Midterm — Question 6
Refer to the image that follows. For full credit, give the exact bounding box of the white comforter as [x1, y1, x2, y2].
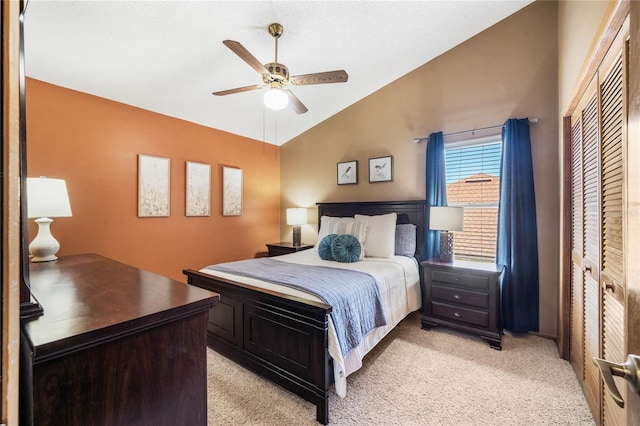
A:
[200, 249, 421, 397]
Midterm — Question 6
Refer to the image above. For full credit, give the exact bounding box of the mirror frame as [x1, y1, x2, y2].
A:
[18, 1, 43, 320]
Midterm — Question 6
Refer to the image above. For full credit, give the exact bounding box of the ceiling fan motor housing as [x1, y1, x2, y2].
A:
[263, 62, 289, 83]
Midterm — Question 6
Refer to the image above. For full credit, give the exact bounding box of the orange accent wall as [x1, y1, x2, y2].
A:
[26, 78, 280, 282]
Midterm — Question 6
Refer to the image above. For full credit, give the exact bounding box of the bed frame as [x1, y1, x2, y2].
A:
[183, 200, 426, 424]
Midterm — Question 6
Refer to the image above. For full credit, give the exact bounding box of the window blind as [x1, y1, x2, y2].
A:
[445, 137, 502, 260]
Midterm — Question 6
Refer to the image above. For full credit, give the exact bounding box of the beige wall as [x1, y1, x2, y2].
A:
[558, 0, 613, 114]
[280, 1, 559, 337]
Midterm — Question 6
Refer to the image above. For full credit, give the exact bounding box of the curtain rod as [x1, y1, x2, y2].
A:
[413, 117, 539, 144]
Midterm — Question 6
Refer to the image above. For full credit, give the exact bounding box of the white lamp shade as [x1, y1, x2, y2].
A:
[263, 87, 289, 111]
[429, 206, 464, 231]
[27, 177, 72, 218]
[286, 208, 307, 226]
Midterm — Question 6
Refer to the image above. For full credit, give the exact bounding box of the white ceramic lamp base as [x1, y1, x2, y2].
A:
[29, 217, 61, 262]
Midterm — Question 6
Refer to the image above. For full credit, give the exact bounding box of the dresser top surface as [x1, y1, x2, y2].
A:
[24, 253, 218, 357]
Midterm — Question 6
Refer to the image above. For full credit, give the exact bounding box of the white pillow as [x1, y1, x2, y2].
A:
[316, 216, 354, 248]
[354, 212, 397, 258]
[315, 216, 368, 258]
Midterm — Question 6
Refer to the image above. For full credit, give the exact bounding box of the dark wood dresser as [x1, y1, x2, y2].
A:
[20, 253, 219, 425]
[421, 258, 504, 350]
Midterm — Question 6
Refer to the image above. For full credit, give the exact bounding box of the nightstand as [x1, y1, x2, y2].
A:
[266, 242, 313, 257]
[421, 258, 504, 350]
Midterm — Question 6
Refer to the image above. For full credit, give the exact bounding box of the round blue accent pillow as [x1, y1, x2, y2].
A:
[318, 234, 338, 261]
[331, 234, 361, 263]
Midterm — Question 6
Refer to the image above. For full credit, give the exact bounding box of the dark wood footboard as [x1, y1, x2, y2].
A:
[183, 269, 334, 424]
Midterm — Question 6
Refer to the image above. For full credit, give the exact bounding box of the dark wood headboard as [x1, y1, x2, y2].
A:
[316, 200, 426, 260]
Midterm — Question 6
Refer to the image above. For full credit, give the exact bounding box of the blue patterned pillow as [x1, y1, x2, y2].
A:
[318, 234, 338, 260]
[331, 234, 362, 263]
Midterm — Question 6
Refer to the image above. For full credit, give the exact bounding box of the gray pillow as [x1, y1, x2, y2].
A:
[395, 224, 417, 257]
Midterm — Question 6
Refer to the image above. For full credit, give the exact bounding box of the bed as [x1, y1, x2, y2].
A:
[183, 200, 426, 424]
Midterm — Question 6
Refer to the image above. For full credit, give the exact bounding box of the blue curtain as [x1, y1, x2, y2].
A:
[423, 131, 447, 260]
[497, 118, 539, 333]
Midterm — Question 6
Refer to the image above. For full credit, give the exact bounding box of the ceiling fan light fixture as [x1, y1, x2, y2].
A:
[263, 87, 289, 111]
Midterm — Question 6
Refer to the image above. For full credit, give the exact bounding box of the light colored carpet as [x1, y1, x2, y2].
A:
[207, 312, 594, 425]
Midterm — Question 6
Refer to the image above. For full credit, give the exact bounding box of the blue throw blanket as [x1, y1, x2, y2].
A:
[205, 258, 387, 356]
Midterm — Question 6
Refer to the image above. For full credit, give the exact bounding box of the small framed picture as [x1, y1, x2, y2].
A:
[337, 160, 358, 185]
[138, 154, 170, 217]
[369, 155, 393, 183]
[186, 161, 211, 217]
[222, 166, 243, 216]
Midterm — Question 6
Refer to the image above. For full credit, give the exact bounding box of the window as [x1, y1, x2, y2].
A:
[445, 135, 502, 261]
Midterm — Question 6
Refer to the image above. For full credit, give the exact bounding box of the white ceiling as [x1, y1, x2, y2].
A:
[23, 1, 532, 145]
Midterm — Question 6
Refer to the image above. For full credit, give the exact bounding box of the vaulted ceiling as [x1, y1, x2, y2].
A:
[23, 1, 533, 145]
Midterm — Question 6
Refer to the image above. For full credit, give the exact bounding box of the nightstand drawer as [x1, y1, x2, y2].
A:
[431, 270, 489, 291]
[431, 301, 488, 328]
[431, 284, 488, 309]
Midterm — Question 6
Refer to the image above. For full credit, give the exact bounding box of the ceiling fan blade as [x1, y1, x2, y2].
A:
[285, 90, 308, 114]
[223, 40, 270, 75]
[212, 84, 264, 96]
[290, 70, 348, 86]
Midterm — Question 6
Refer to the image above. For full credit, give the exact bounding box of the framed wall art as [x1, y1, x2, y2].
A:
[138, 154, 170, 217]
[186, 161, 211, 216]
[337, 160, 358, 185]
[222, 166, 243, 216]
[368, 155, 393, 183]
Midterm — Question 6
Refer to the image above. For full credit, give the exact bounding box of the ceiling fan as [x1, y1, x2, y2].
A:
[213, 23, 348, 114]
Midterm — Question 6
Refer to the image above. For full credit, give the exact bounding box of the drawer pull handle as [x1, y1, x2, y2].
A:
[454, 312, 462, 318]
[453, 294, 462, 300]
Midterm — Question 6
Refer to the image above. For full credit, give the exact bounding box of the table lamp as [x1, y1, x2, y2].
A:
[286, 207, 307, 246]
[429, 206, 464, 262]
[27, 177, 72, 262]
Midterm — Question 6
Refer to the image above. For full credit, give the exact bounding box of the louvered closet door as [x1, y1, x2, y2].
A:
[568, 18, 629, 425]
[599, 40, 627, 426]
[570, 117, 585, 381]
[580, 87, 602, 423]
